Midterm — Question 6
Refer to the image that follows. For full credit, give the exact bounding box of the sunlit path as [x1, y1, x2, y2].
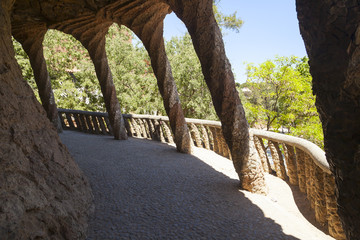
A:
[60, 131, 333, 240]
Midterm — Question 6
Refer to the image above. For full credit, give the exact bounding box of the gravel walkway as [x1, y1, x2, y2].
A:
[60, 131, 333, 240]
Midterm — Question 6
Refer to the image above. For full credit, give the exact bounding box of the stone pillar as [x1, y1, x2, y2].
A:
[118, 12, 192, 153]
[13, 29, 61, 131]
[168, 0, 266, 194]
[241, 134, 268, 195]
[75, 31, 128, 140]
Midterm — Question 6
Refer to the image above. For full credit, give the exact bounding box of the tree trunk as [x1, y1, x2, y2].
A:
[297, 1, 360, 238]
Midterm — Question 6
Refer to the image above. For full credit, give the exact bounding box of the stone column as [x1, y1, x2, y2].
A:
[167, 0, 266, 194]
[13, 29, 61, 131]
[117, 10, 192, 153]
[74, 29, 128, 140]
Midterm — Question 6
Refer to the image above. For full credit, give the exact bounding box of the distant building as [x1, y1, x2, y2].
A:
[241, 87, 251, 97]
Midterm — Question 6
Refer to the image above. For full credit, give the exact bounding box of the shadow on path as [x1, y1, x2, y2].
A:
[61, 131, 301, 240]
[288, 184, 329, 234]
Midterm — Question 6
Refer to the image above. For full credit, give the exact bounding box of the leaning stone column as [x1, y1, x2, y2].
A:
[73, 28, 127, 140]
[13, 29, 61, 131]
[118, 13, 192, 153]
[241, 134, 268, 194]
[168, 0, 266, 193]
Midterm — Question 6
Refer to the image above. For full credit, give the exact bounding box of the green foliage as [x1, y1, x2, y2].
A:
[213, 1, 243, 33]
[13, 25, 164, 115]
[13, 38, 39, 99]
[240, 56, 324, 148]
[105, 25, 164, 115]
[43, 30, 104, 111]
[166, 34, 217, 120]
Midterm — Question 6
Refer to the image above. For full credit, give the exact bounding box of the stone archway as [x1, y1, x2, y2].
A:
[9, 0, 266, 194]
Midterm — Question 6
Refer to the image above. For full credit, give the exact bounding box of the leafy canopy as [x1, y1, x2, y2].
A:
[240, 56, 324, 147]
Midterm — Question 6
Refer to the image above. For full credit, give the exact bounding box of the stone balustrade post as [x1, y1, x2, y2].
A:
[284, 144, 298, 185]
[296, 148, 306, 193]
[253, 136, 272, 173]
[268, 141, 287, 180]
[324, 174, 346, 239]
[200, 125, 210, 150]
[314, 165, 327, 226]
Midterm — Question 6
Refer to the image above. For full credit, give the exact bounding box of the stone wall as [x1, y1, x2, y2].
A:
[296, 1, 360, 238]
[0, 1, 93, 239]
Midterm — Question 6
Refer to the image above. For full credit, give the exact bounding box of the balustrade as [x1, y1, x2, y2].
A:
[58, 108, 345, 239]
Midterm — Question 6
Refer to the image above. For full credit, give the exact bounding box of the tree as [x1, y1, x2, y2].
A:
[166, 33, 217, 120]
[43, 30, 105, 111]
[14, 25, 164, 114]
[13, 38, 39, 98]
[241, 56, 324, 147]
[162, 1, 243, 120]
[213, 1, 243, 33]
[105, 25, 165, 115]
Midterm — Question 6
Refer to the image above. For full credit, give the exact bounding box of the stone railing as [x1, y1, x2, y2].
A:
[58, 108, 231, 158]
[57, 109, 345, 239]
[250, 129, 345, 239]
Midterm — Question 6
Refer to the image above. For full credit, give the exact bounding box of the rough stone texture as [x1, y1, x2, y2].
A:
[253, 136, 272, 174]
[296, 1, 360, 238]
[0, 1, 93, 239]
[12, 27, 60, 130]
[200, 125, 210, 150]
[284, 144, 298, 185]
[118, 5, 193, 153]
[268, 141, 287, 180]
[305, 154, 315, 209]
[296, 148, 307, 193]
[189, 123, 202, 147]
[166, 0, 266, 192]
[239, 135, 268, 195]
[314, 165, 327, 226]
[324, 174, 346, 240]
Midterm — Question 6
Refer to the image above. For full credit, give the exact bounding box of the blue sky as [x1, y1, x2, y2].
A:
[163, 0, 307, 83]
